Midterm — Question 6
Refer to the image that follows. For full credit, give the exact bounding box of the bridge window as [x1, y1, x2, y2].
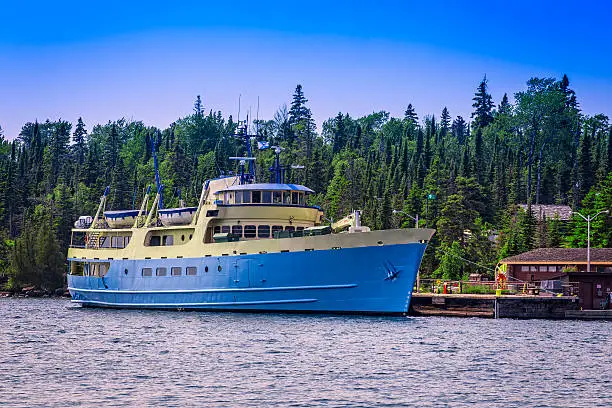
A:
[232, 225, 243, 237]
[235, 191, 242, 204]
[156, 267, 167, 276]
[186, 266, 197, 276]
[272, 225, 283, 235]
[244, 225, 257, 238]
[252, 191, 261, 203]
[285, 226, 295, 232]
[142, 268, 152, 277]
[171, 267, 181, 276]
[258, 225, 271, 238]
[292, 192, 299, 205]
[243, 191, 251, 204]
[262, 191, 272, 203]
[162, 235, 174, 246]
[283, 192, 291, 205]
[273, 191, 282, 204]
[150, 236, 161, 246]
[214, 226, 221, 234]
[221, 226, 230, 234]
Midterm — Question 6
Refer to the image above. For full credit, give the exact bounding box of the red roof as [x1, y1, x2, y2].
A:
[500, 248, 612, 264]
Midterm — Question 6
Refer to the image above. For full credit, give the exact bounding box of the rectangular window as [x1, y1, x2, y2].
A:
[99, 236, 111, 248]
[252, 191, 261, 203]
[124, 236, 131, 247]
[235, 191, 242, 204]
[530, 266, 538, 272]
[171, 267, 181, 276]
[150, 236, 161, 246]
[163, 235, 174, 246]
[297, 226, 304, 231]
[232, 225, 243, 237]
[243, 191, 251, 203]
[221, 226, 230, 234]
[262, 191, 272, 203]
[244, 225, 257, 238]
[285, 226, 295, 232]
[214, 226, 221, 234]
[186, 266, 197, 276]
[298, 193, 305, 206]
[156, 267, 167, 276]
[539, 266, 548, 272]
[284, 192, 292, 205]
[70, 261, 84, 276]
[292, 192, 299, 205]
[273, 191, 282, 204]
[258, 225, 271, 238]
[111, 236, 124, 248]
[272, 225, 283, 235]
[521, 266, 529, 272]
[142, 268, 153, 277]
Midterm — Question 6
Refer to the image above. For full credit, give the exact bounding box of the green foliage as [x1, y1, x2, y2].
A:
[0, 78, 609, 286]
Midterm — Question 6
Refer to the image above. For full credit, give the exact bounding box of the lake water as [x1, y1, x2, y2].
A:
[0, 298, 610, 407]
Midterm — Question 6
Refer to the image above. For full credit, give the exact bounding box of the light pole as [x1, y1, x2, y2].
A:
[392, 210, 419, 228]
[574, 210, 609, 272]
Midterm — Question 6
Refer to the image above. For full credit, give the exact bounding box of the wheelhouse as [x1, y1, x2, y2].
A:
[213, 183, 313, 207]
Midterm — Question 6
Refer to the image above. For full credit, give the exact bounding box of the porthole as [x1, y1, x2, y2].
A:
[124, 268, 128, 275]
[189, 234, 193, 240]
[181, 235, 185, 241]
[205, 266, 209, 273]
[218, 265, 222, 272]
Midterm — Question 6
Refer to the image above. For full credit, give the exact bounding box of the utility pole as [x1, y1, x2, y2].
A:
[574, 210, 609, 272]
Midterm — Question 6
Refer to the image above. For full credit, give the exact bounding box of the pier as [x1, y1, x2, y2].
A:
[408, 293, 595, 319]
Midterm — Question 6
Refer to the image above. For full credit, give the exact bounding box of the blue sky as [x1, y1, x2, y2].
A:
[1, 1, 611, 138]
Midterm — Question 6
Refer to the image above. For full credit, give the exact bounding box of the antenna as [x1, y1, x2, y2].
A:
[238, 94, 241, 123]
[256, 96, 260, 136]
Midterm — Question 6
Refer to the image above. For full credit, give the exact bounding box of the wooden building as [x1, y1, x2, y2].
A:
[499, 248, 612, 309]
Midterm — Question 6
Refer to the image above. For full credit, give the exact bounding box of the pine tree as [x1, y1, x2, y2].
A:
[194, 95, 203, 116]
[404, 104, 418, 129]
[452, 116, 467, 145]
[440, 107, 451, 137]
[578, 132, 594, 202]
[471, 75, 495, 128]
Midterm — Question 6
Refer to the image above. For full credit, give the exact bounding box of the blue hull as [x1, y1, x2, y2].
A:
[68, 243, 426, 314]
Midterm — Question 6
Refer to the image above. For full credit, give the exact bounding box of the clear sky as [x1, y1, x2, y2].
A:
[1, 0, 611, 139]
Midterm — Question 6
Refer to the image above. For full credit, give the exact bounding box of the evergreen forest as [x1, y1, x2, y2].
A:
[1, 75, 611, 291]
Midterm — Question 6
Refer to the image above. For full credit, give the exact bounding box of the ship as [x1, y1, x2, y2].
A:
[67, 121, 435, 314]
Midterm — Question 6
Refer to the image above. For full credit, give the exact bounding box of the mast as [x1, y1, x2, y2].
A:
[152, 133, 164, 209]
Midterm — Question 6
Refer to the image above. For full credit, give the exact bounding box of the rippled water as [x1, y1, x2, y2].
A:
[0, 298, 610, 407]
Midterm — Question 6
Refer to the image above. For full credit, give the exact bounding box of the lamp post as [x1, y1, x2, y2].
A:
[392, 209, 419, 228]
[574, 210, 610, 272]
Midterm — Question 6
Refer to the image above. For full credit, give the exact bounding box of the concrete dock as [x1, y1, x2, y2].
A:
[408, 293, 597, 319]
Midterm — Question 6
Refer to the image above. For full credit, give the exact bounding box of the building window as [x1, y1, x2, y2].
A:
[539, 266, 547, 272]
[262, 191, 272, 203]
[142, 268, 153, 277]
[156, 267, 167, 276]
[258, 225, 271, 238]
[171, 267, 181, 276]
[232, 225, 243, 237]
[252, 191, 261, 203]
[221, 225, 230, 234]
[244, 225, 257, 238]
[186, 266, 197, 276]
[273, 191, 282, 204]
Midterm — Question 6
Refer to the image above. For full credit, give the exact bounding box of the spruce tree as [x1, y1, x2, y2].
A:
[471, 75, 495, 128]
